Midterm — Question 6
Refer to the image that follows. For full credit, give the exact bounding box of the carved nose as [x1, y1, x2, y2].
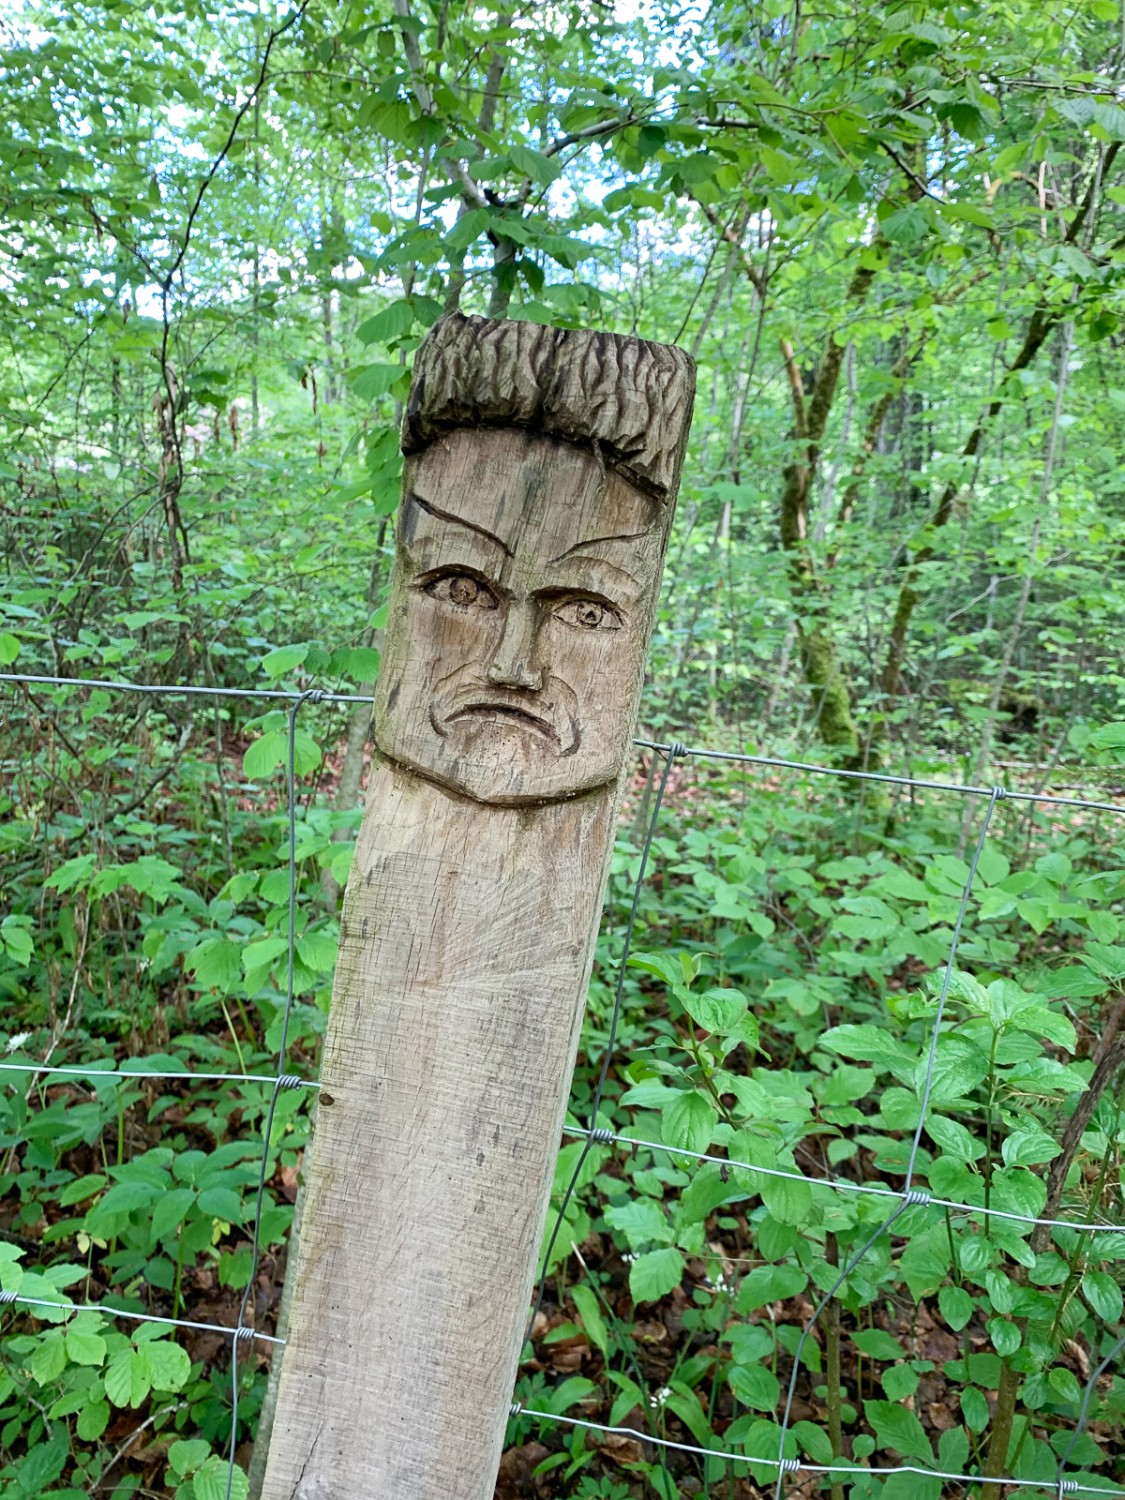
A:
[487, 604, 544, 691]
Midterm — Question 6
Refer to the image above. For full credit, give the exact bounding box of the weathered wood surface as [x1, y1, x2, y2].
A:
[260, 314, 693, 1500]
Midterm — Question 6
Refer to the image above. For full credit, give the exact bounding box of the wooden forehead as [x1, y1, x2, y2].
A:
[401, 428, 661, 558]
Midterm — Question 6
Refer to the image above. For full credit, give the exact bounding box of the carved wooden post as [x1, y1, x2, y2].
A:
[260, 313, 694, 1500]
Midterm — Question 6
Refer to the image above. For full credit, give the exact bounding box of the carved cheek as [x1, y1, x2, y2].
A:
[543, 612, 631, 693]
[411, 587, 504, 673]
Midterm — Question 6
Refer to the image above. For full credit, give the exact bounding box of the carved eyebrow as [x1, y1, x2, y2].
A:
[408, 491, 513, 557]
[547, 531, 650, 567]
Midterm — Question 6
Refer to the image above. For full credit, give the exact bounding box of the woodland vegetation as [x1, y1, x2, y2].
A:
[3, 0, 1125, 1496]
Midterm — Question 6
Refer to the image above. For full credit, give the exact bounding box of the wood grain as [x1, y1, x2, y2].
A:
[260, 316, 693, 1500]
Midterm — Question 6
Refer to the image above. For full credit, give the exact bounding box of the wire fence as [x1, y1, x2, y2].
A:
[2, 668, 1125, 1499]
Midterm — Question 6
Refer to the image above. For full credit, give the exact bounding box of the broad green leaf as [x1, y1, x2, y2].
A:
[76, 1398, 110, 1440]
[661, 1090, 716, 1155]
[851, 1329, 905, 1360]
[197, 1186, 244, 1223]
[736, 1263, 807, 1312]
[357, 300, 413, 345]
[151, 1187, 198, 1242]
[29, 1330, 67, 1385]
[260, 644, 308, 678]
[629, 1247, 684, 1304]
[65, 1323, 107, 1366]
[169, 1439, 212, 1478]
[1082, 1270, 1123, 1322]
[729, 1361, 781, 1411]
[509, 143, 561, 184]
[193, 1456, 249, 1500]
[864, 1399, 933, 1462]
[243, 730, 287, 779]
[141, 1337, 192, 1391]
[105, 1346, 151, 1407]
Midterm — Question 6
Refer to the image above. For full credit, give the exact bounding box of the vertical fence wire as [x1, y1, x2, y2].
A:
[224, 688, 327, 1500]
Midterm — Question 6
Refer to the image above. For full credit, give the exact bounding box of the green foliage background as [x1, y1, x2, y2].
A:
[2, 0, 1125, 1494]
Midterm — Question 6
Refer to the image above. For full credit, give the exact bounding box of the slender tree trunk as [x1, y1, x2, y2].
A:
[880, 143, 1117, 697]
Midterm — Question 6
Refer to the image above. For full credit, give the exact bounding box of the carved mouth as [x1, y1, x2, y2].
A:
[446, 702, 558, 742]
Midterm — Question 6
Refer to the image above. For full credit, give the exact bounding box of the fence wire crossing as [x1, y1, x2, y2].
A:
[2, 669, 1124, 1499]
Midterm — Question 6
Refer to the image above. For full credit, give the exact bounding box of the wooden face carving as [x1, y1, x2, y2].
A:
[374, 427, 666, 805]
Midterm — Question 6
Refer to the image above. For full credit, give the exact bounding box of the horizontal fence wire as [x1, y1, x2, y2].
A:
[0, 1062, 320, 1086]
[509, 1407, 1114, 1497]
[3, 668, 1125, 1498]
[3, 671, 1122, 812]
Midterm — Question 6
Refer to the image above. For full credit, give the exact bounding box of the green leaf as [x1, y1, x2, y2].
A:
[197, 1186, 244, 1223]
[350, 363, 405, 401]
[864, 1399, 933, 1462]
[960, 1385, 989, 1433]
[15, 1426, 67, 1493]
[987, 1316, 1020, 1357]
[59, 1173, 107, 1206]
[570, 1284, 609, 1357]
[243, 730, 287, 779]
[735, 1263, 807, 1312]
[819, 1025, 911, 1066]
[29, 1330, 67, 1385]
[629, 1247, 684, 1304]
[661, 1090, 716, 1155]
[192, 1456, 249, 1500]
[261, 644, 308, 678]
[151, 1187, 198, 1242]
[46, 852, 97, 893]
[105, 1345, 151, 1407]
[142, 1338, 192, 1391]
[605, 1197, 673, 1249]
[793, 1420, 834, 1464]
[509, 143, 561, 184]
[186, 938, 242, 991]
[851, 1329, 905, 1360]
[357, 300, 414, 345]
[169, 1439, 212, 1478]
[0, 632, 20, 664]
[297, 930, 338, 973]
[330, 645, 382, 682]
[1082, 1270, 1123, 1322]
[65, 1323, 107, 1366]
[76, 1398, 110, 1440]
[761, 1169, 812, 1227]
[729, 1361, 781, 1411]
[445, 207, 490, 251]
[1001, 1130, 1060, 1168]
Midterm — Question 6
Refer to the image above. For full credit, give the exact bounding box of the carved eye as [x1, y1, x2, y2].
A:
[553, 599, 622, 632]
[424, 573, 499, 611]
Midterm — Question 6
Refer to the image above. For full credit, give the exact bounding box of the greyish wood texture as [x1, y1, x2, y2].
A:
[259, 314, 694, 1500]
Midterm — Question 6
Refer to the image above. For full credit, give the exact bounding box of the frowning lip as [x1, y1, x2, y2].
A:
[443, 701, 559, 742]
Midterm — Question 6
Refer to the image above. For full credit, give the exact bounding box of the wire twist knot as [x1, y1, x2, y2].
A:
[235, 1325, 256, 1343]
[275, 1073, 305, 1090]
[992, 784, 1009, 801]
[300, 688, 329, 704]
[903, 1188, 933, 1208]
[0, 1290, 18, 1305]
[667, 742, 689, 760]
[776, 1458, 801, 1475]
[1057, 1481, 1079, 1498]
[588, 1127, 615, 1144]
[510, 1403, 522, 1418]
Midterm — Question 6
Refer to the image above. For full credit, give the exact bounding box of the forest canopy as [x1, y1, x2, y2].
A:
[3, 0, 1125, 1497]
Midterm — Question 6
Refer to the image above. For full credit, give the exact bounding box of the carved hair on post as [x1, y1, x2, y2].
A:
[402, 312, 696, 502]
